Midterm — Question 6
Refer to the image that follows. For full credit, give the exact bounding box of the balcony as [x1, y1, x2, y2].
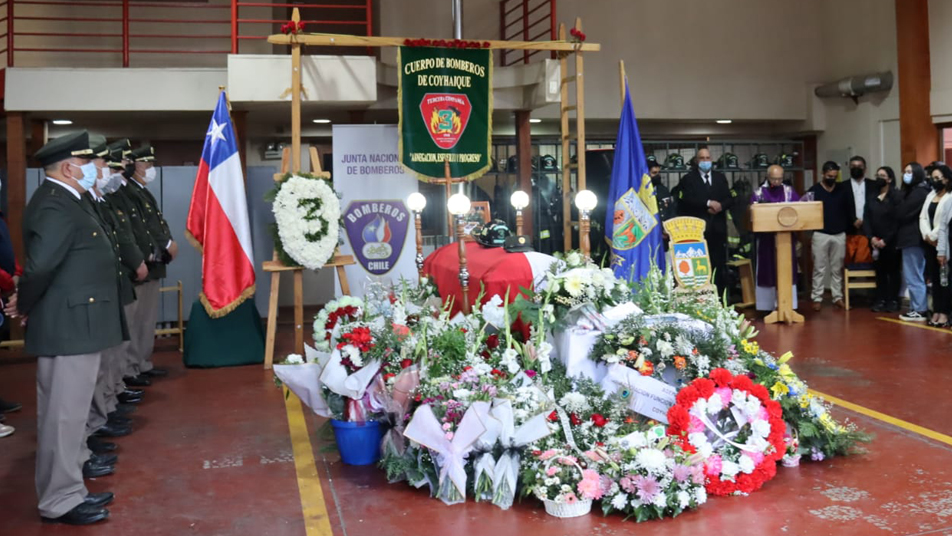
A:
[0, 0, 373, 69]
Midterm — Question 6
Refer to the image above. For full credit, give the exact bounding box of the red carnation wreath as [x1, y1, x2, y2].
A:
[666, 368, 786, 496]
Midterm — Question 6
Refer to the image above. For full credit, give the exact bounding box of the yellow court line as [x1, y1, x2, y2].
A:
[876, 316, 952, 334]
[809, 388, 952, 447]
[284, 390, 335, 536]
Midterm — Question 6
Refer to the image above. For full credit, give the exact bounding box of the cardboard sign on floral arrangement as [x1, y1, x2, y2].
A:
[663, 217, 718, 301]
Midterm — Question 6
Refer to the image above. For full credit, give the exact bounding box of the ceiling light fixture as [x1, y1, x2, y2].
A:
[529, 118, 542, 124]
[312, 119, 331, 124]
[51, 119, 73, 125]
[716, 119, 732, 124]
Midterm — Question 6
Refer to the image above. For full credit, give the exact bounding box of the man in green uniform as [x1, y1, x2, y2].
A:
[105, 139, 156, 389]
[83, 135, 146, 453]
[12, 130, 126, 525]
[123, 145, 175, 380]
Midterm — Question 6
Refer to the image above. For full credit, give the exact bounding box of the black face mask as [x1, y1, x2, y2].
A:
[873, 178, 887, 190]
[122, 163, 135, 180]
[650, 174, 661, 186]
[934, 180, 947, 192]
[823, 177, 837, 186]
[849, 167, 865, 179]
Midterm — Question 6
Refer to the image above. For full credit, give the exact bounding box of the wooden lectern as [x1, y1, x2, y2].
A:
[749, 201, 823, 324]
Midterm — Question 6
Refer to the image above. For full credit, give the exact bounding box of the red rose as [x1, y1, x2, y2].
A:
[547, 410, 558, 422]
[591, 414, 608, 427]
[485, 334, 499, 349]
[383, 372, 396, 381]
[400, 359, 413, 369]
[482, 41, 491, 48]
[570, 413, 582, 426]
[750, 384, 769, 401]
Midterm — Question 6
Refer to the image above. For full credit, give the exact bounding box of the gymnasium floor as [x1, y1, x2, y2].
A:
[1, 305, 951, 536]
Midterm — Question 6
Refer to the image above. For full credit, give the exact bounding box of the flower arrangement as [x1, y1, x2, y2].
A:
[524, 449, 603, 517]
[512, 250, 631, 328]
[273, 264, 869, 521]
[741, 350, 870, 459]
[312, 296, 364, 351]
[666, 369, 786, 496]
[590, 316, 743, 386]
[266, 172, 341, 270]
[600, 427, 708, 522]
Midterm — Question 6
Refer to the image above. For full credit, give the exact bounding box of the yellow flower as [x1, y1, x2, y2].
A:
[778, 364, 795, 379]
[741, 339, 760, 355]
[819, 413, 836, 431]
[770, 381, 789, 400]
[778, 351, 794, 365]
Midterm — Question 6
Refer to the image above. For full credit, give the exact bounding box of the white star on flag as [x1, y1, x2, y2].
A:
[207, 119, 227, 145]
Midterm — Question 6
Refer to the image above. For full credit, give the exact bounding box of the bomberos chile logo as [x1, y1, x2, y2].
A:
[343, 200, 410, 276]
[419, 93, 472, 149]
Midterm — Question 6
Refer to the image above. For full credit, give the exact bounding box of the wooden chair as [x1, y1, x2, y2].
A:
[843, 265, 876, 310]
[728, 258, 755, 308]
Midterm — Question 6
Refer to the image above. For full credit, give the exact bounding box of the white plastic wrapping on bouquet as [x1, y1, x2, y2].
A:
[490, 399, 552, 510]
[273, 344, 333, 417]
[319, 348, 382, 400]
[553, 301, 642, 382]
[403, 404, 486, 505]
[470, 401, 502, 501]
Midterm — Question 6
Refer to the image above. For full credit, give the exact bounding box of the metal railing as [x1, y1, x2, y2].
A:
[499, 0, 555, 66]
[0, 0, 372, 68]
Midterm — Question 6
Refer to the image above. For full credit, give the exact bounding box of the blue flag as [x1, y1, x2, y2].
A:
[606, 82, 665, 282]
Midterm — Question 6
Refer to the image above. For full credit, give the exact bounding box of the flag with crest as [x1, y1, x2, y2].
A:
[605, 82, 665, 282]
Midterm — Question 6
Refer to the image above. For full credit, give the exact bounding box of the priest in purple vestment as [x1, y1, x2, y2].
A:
[750, 165, 800, 311]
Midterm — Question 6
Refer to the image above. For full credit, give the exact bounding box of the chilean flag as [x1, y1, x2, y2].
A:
[186, 91, 256, 317]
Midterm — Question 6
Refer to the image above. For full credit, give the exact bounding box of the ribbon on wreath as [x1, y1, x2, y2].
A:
[273, 344, 333, 417]
[403, 404, 485, 505]
[470, 401, 502, 501]
[490, 399, 552, 510]
[691, 404, 764, 454]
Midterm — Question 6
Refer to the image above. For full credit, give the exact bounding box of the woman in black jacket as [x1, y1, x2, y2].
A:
[866, 166, 902, 311]
[897, 162, 931, 321]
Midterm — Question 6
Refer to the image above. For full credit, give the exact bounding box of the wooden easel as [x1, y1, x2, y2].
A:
[263, 146, 356, 369]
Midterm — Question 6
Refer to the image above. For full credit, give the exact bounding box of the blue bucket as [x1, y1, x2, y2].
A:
[330, 419, 383, 466]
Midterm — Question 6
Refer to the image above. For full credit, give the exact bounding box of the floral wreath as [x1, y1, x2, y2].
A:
[267, 172, 341, 270]
[666, 368, 785, 496]
[312, 296, 364, 351]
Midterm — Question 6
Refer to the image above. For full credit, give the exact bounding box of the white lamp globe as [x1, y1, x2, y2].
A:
[407, 192, 427, 212]
[510, 190, 529, 210]
[447, 193, 472, 216]
[575, 189, 597, 212]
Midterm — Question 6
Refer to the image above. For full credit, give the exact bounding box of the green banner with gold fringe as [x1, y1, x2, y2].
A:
[398, 46, 493, 182]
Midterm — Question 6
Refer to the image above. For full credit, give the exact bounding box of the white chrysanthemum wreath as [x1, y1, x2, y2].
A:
[269, 173, 341, 270]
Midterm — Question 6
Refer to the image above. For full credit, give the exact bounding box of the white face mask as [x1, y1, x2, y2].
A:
[102, 172, 123, 194]
[143, 166, 157, 183]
